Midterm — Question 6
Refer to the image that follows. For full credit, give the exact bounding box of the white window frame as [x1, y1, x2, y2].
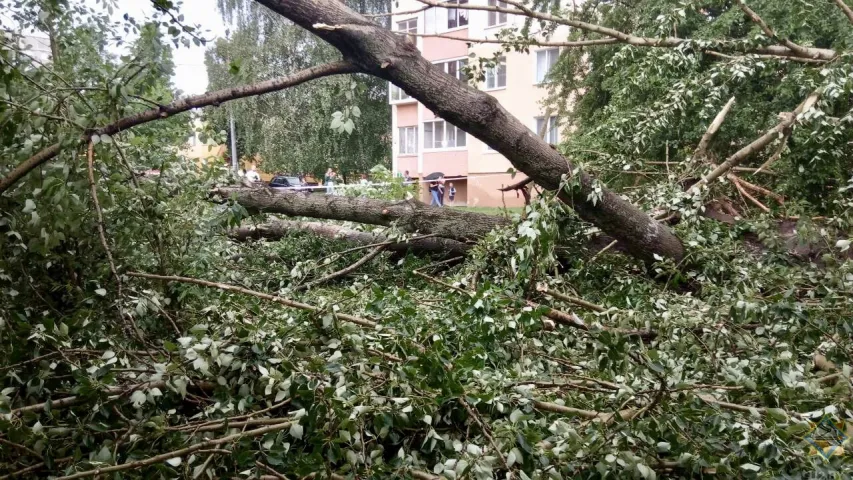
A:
[445, 0, 469, 31]
[390, 84, 414, 103]
[398, 126, 418, 155]
[396, 18, 418, 44]
[434, 57, 468, 81]
[535, 48, 560, 84]
[484, 57, 507, 91]
[424, 120, 467, 150]
[535, 116, 560, 144]
[487, 0, 508, 28]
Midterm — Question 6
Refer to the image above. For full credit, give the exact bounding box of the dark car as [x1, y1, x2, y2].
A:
[269, 175, 304, 191]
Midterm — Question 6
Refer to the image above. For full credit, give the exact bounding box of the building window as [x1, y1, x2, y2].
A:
[447, 0, 469, 29]
[535, 116, 559, 144]
[396, 18, 417, 43]
[535, 48, 559, 84]
[399, 126, 418, 155]
[424, 120, 467, 149]
[485, 57, 507, 90]
[537, 0, 557, 12]
[390, 84, 411, 102]
[487, 0, 508, 27]
[435, 59, 468, 81]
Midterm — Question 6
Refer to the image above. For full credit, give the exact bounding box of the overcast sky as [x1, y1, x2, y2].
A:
[114, 0, 227, 95]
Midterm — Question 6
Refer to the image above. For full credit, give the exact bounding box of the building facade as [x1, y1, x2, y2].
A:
[389, 0, 568, 207]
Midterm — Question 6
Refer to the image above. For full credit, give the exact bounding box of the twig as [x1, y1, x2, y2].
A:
[460, 398, 509, 471]
[734, 176, 784, 204]
[0, 438, 43, 459]
[754, 134, 789, 174]
[0, 456, 73, 480]
[54, 422, 293, 480]
[733, 177, 770, 212]
[88, 141, 141, 340]
[295, 245, 386, 291]
[588, 239, 618, 264]
[256, 461, 290, 479]
[697, 394, 803, 419]
[532, 400, 638, 424]
[537, 287, 606, 312]
[171, 417, 293, 433]
[127, 272, 376, 328]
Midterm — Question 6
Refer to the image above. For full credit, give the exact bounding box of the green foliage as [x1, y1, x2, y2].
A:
[1, 1, 853, 480]
[203, 0, 391, 179]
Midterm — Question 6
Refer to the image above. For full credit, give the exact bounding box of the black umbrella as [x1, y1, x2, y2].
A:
[423, 172, 444, 180]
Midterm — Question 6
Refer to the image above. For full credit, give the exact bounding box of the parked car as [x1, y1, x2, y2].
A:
[269, 175, 304, 190]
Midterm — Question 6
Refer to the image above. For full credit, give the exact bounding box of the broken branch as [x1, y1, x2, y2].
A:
[0, 61, 356, 195]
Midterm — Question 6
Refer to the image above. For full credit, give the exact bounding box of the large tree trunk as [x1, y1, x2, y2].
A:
[253, 0, 686, 265]
[231, 218, 473, 257]
[213, 187, 509, 242]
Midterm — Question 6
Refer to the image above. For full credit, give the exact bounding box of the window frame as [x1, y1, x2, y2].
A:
[487, 0, 508, 28]
[389, 84, 414, 103]
[424, 120, 467, 150]
[534, 116, 560, 144]
[396, 17, 418, 44]
[534, 48, 560, 85]
[398, 126, 418, 155]
[434, 58, 469, 82]
[446, 0, 469, 30]
[484, 56, 507, 91]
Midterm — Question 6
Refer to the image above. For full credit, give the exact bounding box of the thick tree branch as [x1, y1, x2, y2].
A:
[230, 218, 473, 257]
[692, 89, 821, 191]
[735, 0, 812, 57]
[258, 0, 686, 264]
[412, 0, 836, 61]
[214, 187, 508, 243]
[0, 61, 356, 195]
[832, 0, 853, 25]
[408, 32, 617, 48]
[693, 97, 736, 162]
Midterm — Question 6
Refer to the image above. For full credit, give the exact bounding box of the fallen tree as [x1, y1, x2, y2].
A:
[213, 187, 509, 242]
[230, 218, 473, 257]
[256, 0, 687, 265]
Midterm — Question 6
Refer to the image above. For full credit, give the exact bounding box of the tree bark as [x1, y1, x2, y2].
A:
[214, 187, 508, 243]
[230, 218, 473, 257]
[254, 0, 686, 265]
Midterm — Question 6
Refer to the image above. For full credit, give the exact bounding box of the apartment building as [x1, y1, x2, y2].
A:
[390, 0, 568, 207]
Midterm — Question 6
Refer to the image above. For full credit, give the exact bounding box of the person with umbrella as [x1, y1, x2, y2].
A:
[424, 172, 444, 206]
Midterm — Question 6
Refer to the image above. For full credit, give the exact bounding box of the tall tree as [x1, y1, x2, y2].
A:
[204, 0, 391, 179]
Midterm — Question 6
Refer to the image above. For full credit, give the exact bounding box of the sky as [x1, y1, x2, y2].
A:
[113, 0, 228, 96]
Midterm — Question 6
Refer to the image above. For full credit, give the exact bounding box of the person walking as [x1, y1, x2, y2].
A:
[429, 181, 440, 206]
[448, 182, 456, 206]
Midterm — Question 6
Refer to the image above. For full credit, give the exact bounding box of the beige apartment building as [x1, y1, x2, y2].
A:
[390, 0, 568, 207]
